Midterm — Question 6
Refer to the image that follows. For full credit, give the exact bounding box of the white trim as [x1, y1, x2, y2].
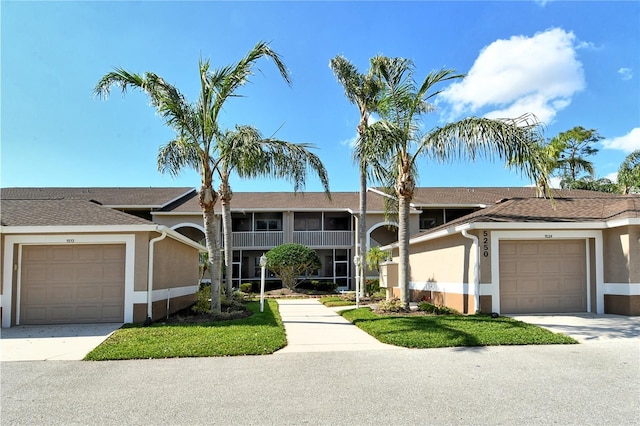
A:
[367, 221, 398, 253]
[131, 285, 199, 304]
[604, 283, 640, 296]
[410, 281, 475, 295]
[2, 234, 136, 328]
[0, 225, 159, 234]
[171, 222, 206, 233]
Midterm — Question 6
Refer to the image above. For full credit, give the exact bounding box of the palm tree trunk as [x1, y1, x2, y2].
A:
[398, 192, 410, 307]
[199, 185, 221, 313]
[220, 184, 234, 297]
[358, 160, 367, 297]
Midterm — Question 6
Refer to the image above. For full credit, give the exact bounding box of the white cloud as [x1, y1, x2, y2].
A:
[618, 67, 633, 81]
[604, 171, 618, 183]
[601, 128, 640, 153]
[440, 28, 585, 125]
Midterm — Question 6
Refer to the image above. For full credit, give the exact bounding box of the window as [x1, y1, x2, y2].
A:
[232, 214, 252, 232]
[419, 209, 444, 229]
[324, 212, 350, 230]
[294, 212, 322, 231]
[255, 213, 282, 231]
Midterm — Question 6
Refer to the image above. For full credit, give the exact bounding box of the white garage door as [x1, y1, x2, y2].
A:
[20, 244, 125, 324]
[500, 240, 587, 314]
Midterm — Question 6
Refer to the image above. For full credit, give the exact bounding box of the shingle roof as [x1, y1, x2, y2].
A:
[165, 191, 391, 213]
[411, 195, 640, 239]
[1, 199, 153, 227]
[1, 187, 195, 208]
[410, 187, 619, 206]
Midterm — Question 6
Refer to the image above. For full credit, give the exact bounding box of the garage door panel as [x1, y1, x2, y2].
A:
[518, 243, 540, 255]
[519, 261, 541, 274]
[500, 240, 586, 314]
[52, 247, 74, 261]
[23, 266, 47, 282]
[21, 244, 125, 324]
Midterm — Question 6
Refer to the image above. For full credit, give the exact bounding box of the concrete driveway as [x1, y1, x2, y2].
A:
[0, 323, 122, 361]
[508, 313, 640, 343]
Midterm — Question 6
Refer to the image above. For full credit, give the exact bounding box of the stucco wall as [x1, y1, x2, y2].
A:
[134, 232, 150, 291]
[603, 227, 631, 283]
[408, 233, 473, 284]
[153, 235, 200, 290]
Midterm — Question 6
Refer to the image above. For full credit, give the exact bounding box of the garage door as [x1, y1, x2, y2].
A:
[500, 240, 586, 314]
[20, 244, 125, 324]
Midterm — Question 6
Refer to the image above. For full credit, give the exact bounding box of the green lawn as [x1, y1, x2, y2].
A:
[319, 296, 356, 307]
[84, 300, 287, 360]
[341, 308, 577, 348]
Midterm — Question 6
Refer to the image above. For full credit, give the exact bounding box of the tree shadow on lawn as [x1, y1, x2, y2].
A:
[123, 301, 282, 329]
[350, 314, 575, 348]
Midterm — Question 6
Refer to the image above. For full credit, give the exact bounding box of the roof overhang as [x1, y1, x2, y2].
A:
[0, 224, 207, 252]
[381, 217, 640, 250]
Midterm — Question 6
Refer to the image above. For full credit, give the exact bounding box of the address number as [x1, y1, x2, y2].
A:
[66, 239, 75, 243]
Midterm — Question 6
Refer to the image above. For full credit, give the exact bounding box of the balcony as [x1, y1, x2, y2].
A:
[230, 231, 283, 248]
[293, 231, 353, 247]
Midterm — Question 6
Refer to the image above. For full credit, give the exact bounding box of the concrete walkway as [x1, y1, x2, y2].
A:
[275, 298, 401, 353]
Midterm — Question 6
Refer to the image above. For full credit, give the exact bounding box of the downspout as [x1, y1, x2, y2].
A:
[146, 227, 168, 325]
[461, 230, 480, 314]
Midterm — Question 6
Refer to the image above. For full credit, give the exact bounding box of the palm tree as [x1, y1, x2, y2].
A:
[364, 56, 546, 308]
[329, 55, 383, 297]
[618, 149, 640, 194]
[94, 41, 291, 314]
[510, 133, 567, 197]
[213, 125, 330, 295]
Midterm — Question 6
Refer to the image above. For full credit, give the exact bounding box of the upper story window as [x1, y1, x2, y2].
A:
[294, 212, 322, 231]
[255, 213, 282, 231]
[232, 213, 252, 232]
[324, 212, 351, 231]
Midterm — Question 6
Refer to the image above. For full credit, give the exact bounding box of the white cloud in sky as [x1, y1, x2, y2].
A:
[604, 171, 619, 183]
[601, 127, 640, 153]
[618, 67, 633, 80]
[440, 28, 585, 125]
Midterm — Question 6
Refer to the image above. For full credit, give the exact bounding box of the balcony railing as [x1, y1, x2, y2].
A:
[230, 231, 283, 248]
[293, 231, 352, 247]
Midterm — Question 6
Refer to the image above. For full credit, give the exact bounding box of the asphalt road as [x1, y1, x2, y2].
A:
[2, 340, 638, 425]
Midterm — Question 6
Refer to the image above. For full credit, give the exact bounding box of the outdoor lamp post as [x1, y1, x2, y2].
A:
[353, 254, 361, 308]
[259, 254, 267, 312]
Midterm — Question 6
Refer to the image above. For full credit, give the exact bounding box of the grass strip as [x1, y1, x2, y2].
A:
[341, 308, 577, 348]
[319, 296, 356, 307]
[84, 300, 287, 360]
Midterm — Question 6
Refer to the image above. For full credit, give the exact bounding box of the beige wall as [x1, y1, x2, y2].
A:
[134, 232, 150, 291]
[408, 233, 473, 284]
[153, 236, 200, 290]
[603, 227, 632, 283]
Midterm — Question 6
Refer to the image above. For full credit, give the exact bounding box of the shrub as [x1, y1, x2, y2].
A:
[192, 285, 212, 314]
[265, 244, 322, 289]
[366, 279, 380, 295]
[418, 301, 460, 315]
[240, 283, 252, 293]
[297, 280, 338, 293]
[375, 298, 408, 313]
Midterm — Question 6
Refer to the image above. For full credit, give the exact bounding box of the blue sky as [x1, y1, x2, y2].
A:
[2, 1, 639, 193]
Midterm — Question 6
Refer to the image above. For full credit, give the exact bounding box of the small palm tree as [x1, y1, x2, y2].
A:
[214, 125, 330, 295]
[330, 55, 384, 297]
[95, 41, 292, 314]
[364, 56, 546, 307]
